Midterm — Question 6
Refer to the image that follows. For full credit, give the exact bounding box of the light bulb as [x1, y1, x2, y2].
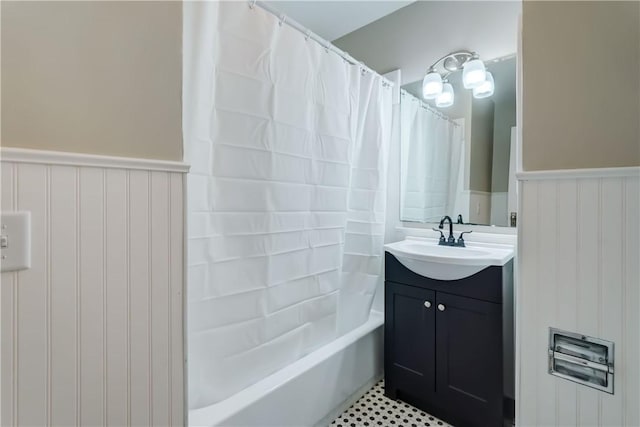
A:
[435, 83, 454, 108]
[422, 71, 443, 99]
[472, 72, 495, 99]
[462, 58, 486, 89]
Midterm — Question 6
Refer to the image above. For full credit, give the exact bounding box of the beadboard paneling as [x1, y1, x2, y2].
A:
[517, 172, 640, 427]
[0, 157, 185, 427]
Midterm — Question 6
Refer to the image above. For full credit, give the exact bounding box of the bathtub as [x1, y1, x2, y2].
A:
[188, 311, 384, 426]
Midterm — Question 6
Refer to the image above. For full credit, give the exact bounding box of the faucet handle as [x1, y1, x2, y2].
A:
[457, 231, 473, 247]
[432, 228, 446, 244]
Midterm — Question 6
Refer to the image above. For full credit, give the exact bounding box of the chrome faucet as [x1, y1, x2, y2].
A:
[433, 216, 473, 247]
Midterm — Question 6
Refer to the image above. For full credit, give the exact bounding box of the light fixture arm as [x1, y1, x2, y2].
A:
[426, 50, 478, 75]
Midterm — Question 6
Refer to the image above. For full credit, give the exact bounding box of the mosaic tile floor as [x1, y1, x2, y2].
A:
[331, 380, 453, 427]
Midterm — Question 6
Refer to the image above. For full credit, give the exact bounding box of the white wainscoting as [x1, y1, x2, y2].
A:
[517, 168, 640, 427]
[0, 148, 187, 426]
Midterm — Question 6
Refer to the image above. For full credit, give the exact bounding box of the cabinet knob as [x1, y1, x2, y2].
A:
[424, 301, 431, 308]
[437, 304, 446, 311]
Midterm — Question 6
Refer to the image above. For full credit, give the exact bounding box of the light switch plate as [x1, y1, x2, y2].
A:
[1, 212, 31, 272]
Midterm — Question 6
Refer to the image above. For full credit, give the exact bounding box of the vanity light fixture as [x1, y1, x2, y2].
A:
[473, 71, 495, 98]
[421, 50, 494, 107]
[422, 69, 443, 99]
[435, 82, 454, 108]
[462, 57, 487, 89]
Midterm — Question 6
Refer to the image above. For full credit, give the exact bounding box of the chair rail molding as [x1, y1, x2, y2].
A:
[1, 147, 190, 173]
[516, 166, 640, 181]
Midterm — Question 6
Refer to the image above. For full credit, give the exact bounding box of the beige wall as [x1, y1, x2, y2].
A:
[332, 1, 520, 86]
[1, 1, 183, 161]
[522, 1, 640, 170]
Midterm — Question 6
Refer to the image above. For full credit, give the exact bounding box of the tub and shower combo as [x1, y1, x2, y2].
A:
[184, 2, 393, 425]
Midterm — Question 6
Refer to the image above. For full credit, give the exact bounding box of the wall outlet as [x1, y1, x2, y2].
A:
[1, 212, 31, 272]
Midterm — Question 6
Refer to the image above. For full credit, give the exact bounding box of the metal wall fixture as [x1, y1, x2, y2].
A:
[421, 50, 495, 108]
[548, 328, 615, 394]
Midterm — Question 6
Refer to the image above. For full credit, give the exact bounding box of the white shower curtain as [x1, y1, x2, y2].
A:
[183, 2, 392, 409]
[400, 91, 463, 222]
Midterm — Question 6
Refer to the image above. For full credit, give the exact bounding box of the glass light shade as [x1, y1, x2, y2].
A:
[422, 72, 443, 99]
[435, 83, 454, 108]
[472, 72, 495, 99]
[462, 59, 486, 89]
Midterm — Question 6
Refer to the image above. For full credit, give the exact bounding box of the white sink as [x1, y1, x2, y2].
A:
[384, 237, 514, 280]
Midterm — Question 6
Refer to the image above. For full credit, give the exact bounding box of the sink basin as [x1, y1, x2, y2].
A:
[384, 237, 514, 280]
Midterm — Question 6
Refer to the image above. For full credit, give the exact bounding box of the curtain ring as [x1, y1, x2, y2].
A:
[279, 14, 286, 26]
[305, 30, 311, 41]
[249, 0, 256, 9]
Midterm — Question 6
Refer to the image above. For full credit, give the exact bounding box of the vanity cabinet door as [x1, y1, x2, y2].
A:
[435, 292, 503, 426]
[384, 282, 436, 400]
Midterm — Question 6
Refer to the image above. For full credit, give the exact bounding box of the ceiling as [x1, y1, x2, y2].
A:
[264, 1, 415, 41]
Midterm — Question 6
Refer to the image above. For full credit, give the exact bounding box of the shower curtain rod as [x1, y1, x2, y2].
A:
[251, 0, 394, 87]
[400, 89, 461, 127]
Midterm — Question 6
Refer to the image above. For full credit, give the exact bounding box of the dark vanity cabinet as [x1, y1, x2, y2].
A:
[384, 252, 514, 427]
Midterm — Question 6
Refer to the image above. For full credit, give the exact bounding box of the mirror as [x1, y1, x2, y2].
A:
[400, 56, 517, 227]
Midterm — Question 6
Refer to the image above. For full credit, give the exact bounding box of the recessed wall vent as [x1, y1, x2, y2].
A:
[548, 328, 614, 394]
